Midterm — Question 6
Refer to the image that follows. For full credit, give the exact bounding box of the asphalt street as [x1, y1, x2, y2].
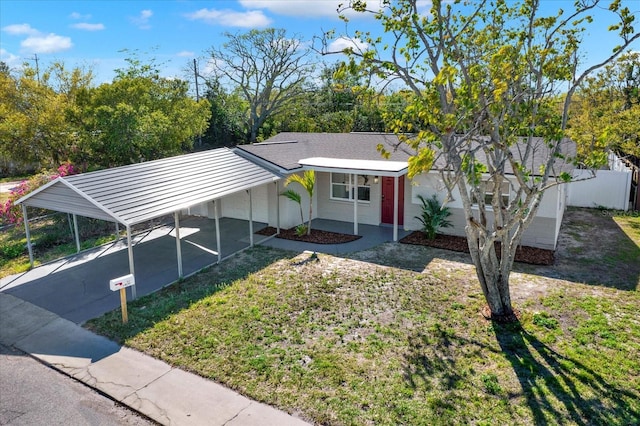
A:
[0, 343, 155, 425]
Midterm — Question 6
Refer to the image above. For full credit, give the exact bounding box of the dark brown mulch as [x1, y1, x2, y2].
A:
[481, 305, 522, 324]
[256, 226, 362, 244]
[400, 231, 555, 266]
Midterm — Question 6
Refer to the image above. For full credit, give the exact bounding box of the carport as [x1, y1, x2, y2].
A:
[16, 148, 281, 299]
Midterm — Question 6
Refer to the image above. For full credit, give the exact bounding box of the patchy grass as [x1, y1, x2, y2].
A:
[88, 245, 640, 425]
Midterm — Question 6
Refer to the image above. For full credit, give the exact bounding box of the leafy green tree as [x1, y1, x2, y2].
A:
[334, 0, 639, 319]
[80, 57, 211, 168]
[207, 28, 313, 142]
[0, 62, 93, 172]
[200, 79, 246, 148]
[569, 52, 640, 159]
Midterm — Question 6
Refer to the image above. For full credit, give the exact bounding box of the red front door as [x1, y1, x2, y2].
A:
[381, 176, 404, 225]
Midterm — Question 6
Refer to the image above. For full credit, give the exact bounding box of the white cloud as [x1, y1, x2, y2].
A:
[185, 8, 272, 28]
[21, 33, 73, 54]
[3, 23, 39, 36]
[130, 9, 153, 29]
[0, 48, 21, 67]
[70, 12, 92, 20]
[238, 0, 383, 18]
[71, 23, 105, 31]
[177, 50, 195, 57]
[328, 37, 368, 54]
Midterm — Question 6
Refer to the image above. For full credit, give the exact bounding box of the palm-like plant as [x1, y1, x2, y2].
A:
[280, 189, 304, 226]
[282, 170, 315, 235]
[415, 194, 452, 239]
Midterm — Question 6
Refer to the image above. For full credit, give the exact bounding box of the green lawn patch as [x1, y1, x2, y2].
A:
[87, 246, 640, 425]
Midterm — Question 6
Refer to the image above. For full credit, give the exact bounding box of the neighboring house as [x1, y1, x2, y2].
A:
[205, 132, 572, 250]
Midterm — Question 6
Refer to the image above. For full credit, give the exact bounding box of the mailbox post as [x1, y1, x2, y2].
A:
[109, 274, 135, 323]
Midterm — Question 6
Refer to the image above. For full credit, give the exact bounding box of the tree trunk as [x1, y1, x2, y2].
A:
[467, 232, 514, 318]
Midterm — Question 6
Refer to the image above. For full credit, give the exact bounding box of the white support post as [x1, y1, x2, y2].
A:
[115, 222, 120, 241]
[393, 176, 399, 242]
[174, 211, 183, 278]
[275, 181, 280, 233]
[73, 214, 81, 253]
[22, 204, 34, 268]
[214, 199, 222, 263]
[126, 225, 137, 299]
[353, 174, 359, 235]
[248, 188, 254, 246]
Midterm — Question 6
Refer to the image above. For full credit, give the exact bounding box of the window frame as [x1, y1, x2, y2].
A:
[472, 180, 511, 209]
[330, 173, 371, 203]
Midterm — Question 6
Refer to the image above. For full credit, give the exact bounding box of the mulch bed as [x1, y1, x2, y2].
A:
[256, 226, 362, 244]
[400, 231, 555, 266]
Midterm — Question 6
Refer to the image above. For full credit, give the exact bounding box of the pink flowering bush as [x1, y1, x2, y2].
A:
[0, 162, 78, 225]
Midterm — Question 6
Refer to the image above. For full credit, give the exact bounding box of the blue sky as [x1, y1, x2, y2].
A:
[0, 1, 637, 85]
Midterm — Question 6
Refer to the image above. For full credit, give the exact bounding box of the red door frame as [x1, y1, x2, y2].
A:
[381, 176, 404, 225]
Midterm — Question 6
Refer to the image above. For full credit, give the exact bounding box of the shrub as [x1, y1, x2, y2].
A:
[414, 194, 453, 239]
[0, 162, 78, 225]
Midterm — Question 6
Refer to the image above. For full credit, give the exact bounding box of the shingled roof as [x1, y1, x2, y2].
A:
[235, 132, 414, 172]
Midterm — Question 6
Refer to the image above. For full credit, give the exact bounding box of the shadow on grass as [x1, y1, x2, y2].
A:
[85, 246, 298, 343]
[494, 322, 639, 424]
[402, 321, 639, 424]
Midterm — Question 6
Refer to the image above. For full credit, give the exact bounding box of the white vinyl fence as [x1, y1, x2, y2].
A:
[568, 168, 632, 211]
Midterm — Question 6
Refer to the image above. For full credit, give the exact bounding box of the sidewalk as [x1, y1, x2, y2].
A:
[0, 293, 311, 426]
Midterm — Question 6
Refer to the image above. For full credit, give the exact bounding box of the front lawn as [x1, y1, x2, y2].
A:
[88, 233, 640, 425]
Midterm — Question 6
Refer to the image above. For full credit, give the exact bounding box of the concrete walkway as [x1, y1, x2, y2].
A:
[0, 293, 310, 425]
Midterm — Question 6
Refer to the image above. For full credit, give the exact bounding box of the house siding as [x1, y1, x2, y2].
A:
[315, 172, 382, 226]
[406, 172, 562, 250]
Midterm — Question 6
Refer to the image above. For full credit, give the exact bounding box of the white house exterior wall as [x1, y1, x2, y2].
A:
[405, 172, 563, 250]
[220, 184, 270, 223]
[275, 171, 319, 229]
[315, 172, 382, 225]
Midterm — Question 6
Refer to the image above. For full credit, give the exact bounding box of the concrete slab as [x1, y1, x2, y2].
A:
[0, 294, 58, 346]
[83, 346, 172, 402]
[15, 317, 120, 372]
[227, 402, 309, 426]
[122, 368, 257, 426]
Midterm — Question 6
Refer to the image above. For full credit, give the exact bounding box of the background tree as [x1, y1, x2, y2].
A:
[207, 28, 313, 142]
[200, 79, 246, 148]
[0, 62, 92, 173]
[568, 52, 640, 160]
[79, 56, 211, 168]
[334, 0, 639, 319]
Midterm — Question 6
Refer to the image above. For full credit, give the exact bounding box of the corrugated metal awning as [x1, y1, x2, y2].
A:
[17, 148, 281, 226]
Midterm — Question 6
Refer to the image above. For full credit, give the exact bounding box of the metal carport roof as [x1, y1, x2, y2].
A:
[17, 148, 281, 226]
[15, 148, 281, 299]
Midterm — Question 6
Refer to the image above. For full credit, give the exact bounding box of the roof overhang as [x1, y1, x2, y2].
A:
[298, 157, 408, 177]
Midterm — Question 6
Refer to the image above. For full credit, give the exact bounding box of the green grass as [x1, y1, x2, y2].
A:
[87, 245, 640, 425]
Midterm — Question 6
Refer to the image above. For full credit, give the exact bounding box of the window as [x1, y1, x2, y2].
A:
[473, 180, 510, 207]
[331, 173, 371, 202]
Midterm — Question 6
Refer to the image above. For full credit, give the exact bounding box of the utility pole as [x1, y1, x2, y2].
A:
[29, 54, 40, 83]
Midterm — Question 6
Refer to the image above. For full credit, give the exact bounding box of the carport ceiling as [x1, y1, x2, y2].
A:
[17, 148, 281, 226]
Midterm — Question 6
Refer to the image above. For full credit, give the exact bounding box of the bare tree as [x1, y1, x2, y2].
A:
[207, 28, 313, 143]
